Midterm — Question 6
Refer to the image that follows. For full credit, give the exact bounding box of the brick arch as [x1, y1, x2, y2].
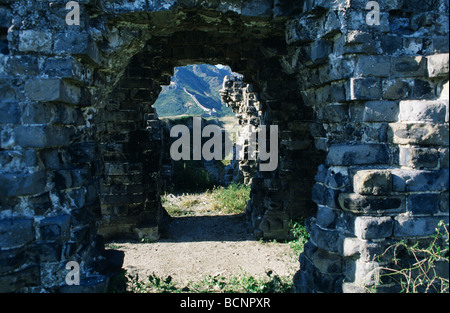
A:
[0, 0, 448, 293]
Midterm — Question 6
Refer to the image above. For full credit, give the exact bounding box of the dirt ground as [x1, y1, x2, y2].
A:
[106, 193, 299, 288]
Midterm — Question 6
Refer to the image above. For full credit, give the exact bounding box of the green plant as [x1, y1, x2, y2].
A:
[370, 220, 449, 293]
[185, 271, 292, 293]
[123, 271, 293, 293]
[288, 219, 310, 255]
[210, 183, 251, 214]
[107, 269, 130, 293]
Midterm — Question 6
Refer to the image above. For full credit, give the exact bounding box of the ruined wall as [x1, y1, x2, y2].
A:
[288, 0, 449, 292]
[0, 0, 448, 293]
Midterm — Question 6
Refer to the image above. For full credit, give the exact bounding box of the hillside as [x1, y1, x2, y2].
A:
[153, 64, 236, 117]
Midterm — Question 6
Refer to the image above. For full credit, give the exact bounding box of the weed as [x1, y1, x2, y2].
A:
[125, 271, 292, 293]
[288, 219, 310, 255]
[369, 220, 449, 293]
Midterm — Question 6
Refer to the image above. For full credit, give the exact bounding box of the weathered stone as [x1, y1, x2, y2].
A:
[38, 215, 71, 241]
[399, 147, 440, 169]
[353, 170, 392, 195]
[315, 206, 337, 229]
[0, 101, 21, 124]
[392, 169, 449, 192]
[18, 30, 52, 53]
[354, 216, 394, 240]
[24, 79, 81, 104]
[426, 53, 449, 77]
[394, 216, 449, 237]
[323, 104, 348, 122]
[54, 32, 100, 65]
[391, 56, 427, 77]
[0, 171, 46, 197]
[326, 144, 389, 166]
[0, 218, 35, 249]
[312, 183, 339, 209]
[347, 77, 382, 101]
[339, 193, 405, 214]
[14, 125, 73, 148]
[388, 123, 449, 146]
[308, 219, 340, 252]
[382, 78, 411, 100]
[399, 100, 448, 123]
[363, 101, 398, 122]
[355, 55, 391, 77]
[408, 193, 441, 215]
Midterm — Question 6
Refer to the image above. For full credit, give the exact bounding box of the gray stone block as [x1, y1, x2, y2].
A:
[0, 101, 20, 124]
[391, 56, 427, 77]
[388, 123, 449, 146]
[18, 30, 52, 53]
[54, 32, 100, 65]
[0, 217, 35, 249]
[426, 53, 449, 77]
[339, 193, 405, 214]
[347, 77, 382, 101]
[39, 215, 71, 241]
[308, 219, 340, 252]
[399, 147, 440, 169]
[354, 216, 393, 240]
[312, 183, 339, 208]
[394, 216, 449, 237]
[323, 104, 348, 122]
[5, 55, 39, 76]
[24, 78, 81, 104]
[353, 169, 392, 195]
[316, 206, 337, 229]
[326, 144, 389, 166]
[408, 193, 440, 215]
[392, 169, 449, 192]
[363, 101, 398, 122]
[356, 55, 391, 77]
[382, 78, 411, 100]
[399, 100, 448, 122]
[440, 192, 449, 213]
[14, 125, 73, 148]
[0, 171, 46, 197]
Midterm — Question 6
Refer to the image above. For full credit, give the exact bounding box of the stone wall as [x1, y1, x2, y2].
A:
[220, 74, 260, 185]
[289, 0, 449, 292]
[0, 0, 448, 292]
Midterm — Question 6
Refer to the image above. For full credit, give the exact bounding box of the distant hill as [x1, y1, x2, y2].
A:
[153, 64, 236, 117]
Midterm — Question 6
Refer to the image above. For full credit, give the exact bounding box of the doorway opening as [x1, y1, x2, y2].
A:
[105, 63, 299, 292]
[154, 63, 252, 230]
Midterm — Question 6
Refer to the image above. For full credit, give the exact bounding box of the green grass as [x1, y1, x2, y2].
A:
[210, 183, 251, 214]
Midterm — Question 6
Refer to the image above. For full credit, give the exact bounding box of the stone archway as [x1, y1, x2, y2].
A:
[0, 0, 448, 293]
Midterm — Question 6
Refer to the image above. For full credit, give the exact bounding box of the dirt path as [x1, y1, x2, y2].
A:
[106, 193, 299, 288]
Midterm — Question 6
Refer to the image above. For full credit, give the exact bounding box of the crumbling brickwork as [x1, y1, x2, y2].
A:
[0, 0, 448, 292]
